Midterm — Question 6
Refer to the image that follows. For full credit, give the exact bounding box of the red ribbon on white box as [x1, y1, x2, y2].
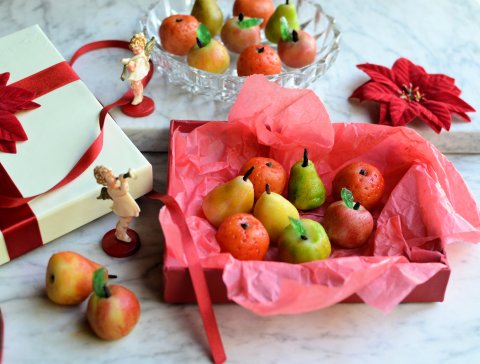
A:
[0, 61, 80, 258]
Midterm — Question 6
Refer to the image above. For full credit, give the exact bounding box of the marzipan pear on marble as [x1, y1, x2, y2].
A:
[46, 251, 105, 305]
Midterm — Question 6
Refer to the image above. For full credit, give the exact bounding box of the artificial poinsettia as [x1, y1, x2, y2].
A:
[350, 58, 475, 133]
[0, 72, 40, 153]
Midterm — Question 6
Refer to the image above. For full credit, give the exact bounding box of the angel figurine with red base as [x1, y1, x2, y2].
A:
[120, 32, 155, 117]
[94, 165, 141, 257]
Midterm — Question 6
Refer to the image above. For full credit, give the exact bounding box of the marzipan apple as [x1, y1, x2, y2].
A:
[187, 23, 230, 74]
[323, 188, 374, 248]
[221, 13, 263, 54]
[86, 268, 140, 340]
[278, 217, 331, 263]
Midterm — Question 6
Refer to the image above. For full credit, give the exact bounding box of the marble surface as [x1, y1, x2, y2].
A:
[0, 0, 478, 153]
[1, 153, 480, 364]
[1, 1, 480, 363]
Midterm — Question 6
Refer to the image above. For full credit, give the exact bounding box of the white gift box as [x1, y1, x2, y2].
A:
[0, 26, 153, 265]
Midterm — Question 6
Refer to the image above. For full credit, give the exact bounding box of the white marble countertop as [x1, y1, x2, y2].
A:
[1, 1, 480, 363]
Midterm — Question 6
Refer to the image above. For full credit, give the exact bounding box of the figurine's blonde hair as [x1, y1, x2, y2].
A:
[94, 165, 111, 186]
[129, 32, 147, 50]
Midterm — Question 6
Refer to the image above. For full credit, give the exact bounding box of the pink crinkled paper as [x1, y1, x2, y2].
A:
[160, 75, 480, 315]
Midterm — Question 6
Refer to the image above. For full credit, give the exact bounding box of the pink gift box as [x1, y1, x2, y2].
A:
[160, 76, 480, 315]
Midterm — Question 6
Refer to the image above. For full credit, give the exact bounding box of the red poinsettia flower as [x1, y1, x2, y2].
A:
[350, 58, 475, 133]
[0, 72, 40, 153]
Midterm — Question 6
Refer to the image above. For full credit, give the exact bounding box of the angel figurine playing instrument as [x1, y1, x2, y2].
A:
[94, 165, 141, 257]
[121, 33, 155, 111]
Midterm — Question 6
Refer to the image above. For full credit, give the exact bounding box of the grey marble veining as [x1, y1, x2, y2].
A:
[0, 0, 478, 153]
[1, 1, 480, 363]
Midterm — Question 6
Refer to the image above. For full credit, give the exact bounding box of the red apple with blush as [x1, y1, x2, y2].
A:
[323, 188, 374, 249]
[221, 13, 263, 54]
[278, 29, 317, 68]
[86, 268, 140, 340]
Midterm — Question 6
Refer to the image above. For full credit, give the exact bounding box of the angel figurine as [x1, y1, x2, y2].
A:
[121, 33, 155, 107]
[94, 165, 141, 257]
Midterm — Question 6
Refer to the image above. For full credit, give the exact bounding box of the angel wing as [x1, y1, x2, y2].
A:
[96, 187, 112, 200]
[144, 37, 156, 57]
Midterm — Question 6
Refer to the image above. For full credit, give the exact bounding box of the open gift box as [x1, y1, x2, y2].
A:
[160, 76, 480, 315]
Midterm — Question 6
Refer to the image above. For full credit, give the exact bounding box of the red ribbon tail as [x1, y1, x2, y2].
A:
[147, 192, 227, 364]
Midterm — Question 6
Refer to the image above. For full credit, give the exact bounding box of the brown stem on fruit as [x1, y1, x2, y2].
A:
[196, 37, 203, 48]
[257, 47, 265, 54]
[103, 285, 112, 299]
[266, 162, 273, 167]
[108, 274, 117, 279]
[50, 274, 55, 283]
[286, 0, 290, 4]
[243, 166, 254, 181]
[359, 169, 367, 176]
[241, 223, 249, 230]
[292, 30, 299, 42]
[301, 235, 308, 240]
[175, 18, 183, 23]
[265, 184, 271, 194]
[302, 148, 309, 167]
[353, 202, 361, 210]
[238, 13, 244, 22]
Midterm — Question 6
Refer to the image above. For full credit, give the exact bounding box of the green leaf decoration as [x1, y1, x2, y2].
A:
[93, 268, 107, 298]
[280, 17, 293, 42]
[238, 17, 264, 29]
[341, 188, 355, 209]
[289, 216, 307, 238]
[197, 23, 211, 47]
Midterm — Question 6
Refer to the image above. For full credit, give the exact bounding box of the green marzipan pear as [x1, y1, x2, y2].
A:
[265, 0, 300, 44]
[191, 0, 224, 37]
[288, 148, 326, 210]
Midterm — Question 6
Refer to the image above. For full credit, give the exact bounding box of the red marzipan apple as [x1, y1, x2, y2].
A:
[278, 30, 317, 68]
[237, 44, 282, 76]
[86, 268, 140, 340]
[239, 156, 287, 200]
[323, 188, 374, 248]
[221, 14, 262, 54]
[332, 161, 385, 211]
[159, 15, 199, 56]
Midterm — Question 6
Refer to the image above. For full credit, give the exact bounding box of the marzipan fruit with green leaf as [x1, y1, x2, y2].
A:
[265, 0, 299, 44]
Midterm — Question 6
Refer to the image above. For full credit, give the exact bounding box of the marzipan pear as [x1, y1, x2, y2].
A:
[288, 148, 326, 210]
[265, 0, 299, 44]
[46, 251, 105, 305]
[202, 167, 255, 227]
[253, 184, 299, 244]
[191, 0, 224, 37]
